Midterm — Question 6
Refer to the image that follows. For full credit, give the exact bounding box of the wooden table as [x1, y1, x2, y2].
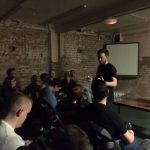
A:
[113, 99, 150, 113]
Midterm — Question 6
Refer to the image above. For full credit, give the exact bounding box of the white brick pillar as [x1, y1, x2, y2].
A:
[49, 25, 59, 63]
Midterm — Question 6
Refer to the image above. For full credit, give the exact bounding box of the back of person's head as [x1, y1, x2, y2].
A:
[72, 83, 82, 94]
[51, 79, 61, 87]
[91, 79, 108, 102]
[6, 68, 15, 76]
[40, 73, 49, 83]
[50, 124, 92, 150]
[64, 124, 92, 150]
[31, 75, 38, 84]
[97, 49, 109, 58]
[1, 91, 32, 128]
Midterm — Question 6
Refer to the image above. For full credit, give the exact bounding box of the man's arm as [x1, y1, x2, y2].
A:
[123, 130, 135, 144]
[105, 77, 117, 87]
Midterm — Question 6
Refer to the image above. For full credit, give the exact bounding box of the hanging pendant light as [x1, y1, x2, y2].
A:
[103, 18, 118, 25]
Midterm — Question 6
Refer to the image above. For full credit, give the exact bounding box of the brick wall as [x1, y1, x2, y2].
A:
[59, 26, 150, 100]
[59, 31, 113, 85]
[0, 22, 49, 89]
[2, 20, 150, 100]
[116, 23, 150, 100]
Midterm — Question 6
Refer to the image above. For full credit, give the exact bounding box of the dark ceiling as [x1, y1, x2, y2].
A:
[0, 0, 150, 32]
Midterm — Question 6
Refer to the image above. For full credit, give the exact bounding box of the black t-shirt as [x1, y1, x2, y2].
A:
[24, 83, 41, 102]
[61, 79, 76, 99]
[96, 63, 117, 102]
[83, 103, 127, 140]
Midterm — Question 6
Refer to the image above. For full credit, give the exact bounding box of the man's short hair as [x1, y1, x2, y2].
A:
[72, 83, 81, 89]
[0, 91, 32, 119]
[51, 79, 61, 87]
[40, 73, 49, 82]
[31, 75, 38, 83]
[6, 68, 15, 76]
[50, 124, 92, 150]
[91, 79, 108, 101]
[97, 49, 109, 58]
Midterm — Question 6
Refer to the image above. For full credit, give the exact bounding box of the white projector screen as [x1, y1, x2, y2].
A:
[106, 43, 139, 76]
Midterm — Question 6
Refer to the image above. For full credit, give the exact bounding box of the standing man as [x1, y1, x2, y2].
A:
[96, 49, 117, 108]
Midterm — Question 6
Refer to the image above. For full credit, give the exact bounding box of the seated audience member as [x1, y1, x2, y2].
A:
[24, 75, 41, 119]
[57, 98, 82, 124]
[17, 124, 92, 150]
[72, 83, 92, 106]
[6, 68, 16, 77]
[70, 69, 78, 82]
[3, 68, 21, 90]
[50, 124, 93, 150]
[24, 75, 41, 102]
[49, 69, 57, 85]
[39, 73, 61, 110]
[61, 71, 76, 100]
[1, 76, 18, 100]
[81, 79, 143, 150]
[0, 92, 32, 150]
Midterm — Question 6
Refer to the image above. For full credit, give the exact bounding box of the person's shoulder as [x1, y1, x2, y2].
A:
[0, 123, 25, 150]
[106, 108, 124, 122]
[107, 63, 116, 69]
[3, 134, 25, 150]
[107, 63, 117, 74]
[86, 102, 105, 110]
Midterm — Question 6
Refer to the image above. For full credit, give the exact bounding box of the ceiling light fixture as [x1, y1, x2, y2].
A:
[103, 18, 118, 25]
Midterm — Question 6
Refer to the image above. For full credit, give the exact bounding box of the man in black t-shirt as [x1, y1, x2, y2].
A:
[96, 49, 117, 108]
[83, 79, 143, 150]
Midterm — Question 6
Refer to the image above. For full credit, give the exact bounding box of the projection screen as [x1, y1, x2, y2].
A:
[106, 43, 139, 76]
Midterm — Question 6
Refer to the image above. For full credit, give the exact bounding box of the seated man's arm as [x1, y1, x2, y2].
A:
[122, 129, 135, 144]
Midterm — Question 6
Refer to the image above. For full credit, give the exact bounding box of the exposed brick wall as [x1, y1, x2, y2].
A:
[116, 24, 150, 100]
[2, 20, 150, 100]
[117, 58, 150, 100]
[59, 31, 113, 85]
[0, 22, 49, 89]
[59, 26, 150, 100]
